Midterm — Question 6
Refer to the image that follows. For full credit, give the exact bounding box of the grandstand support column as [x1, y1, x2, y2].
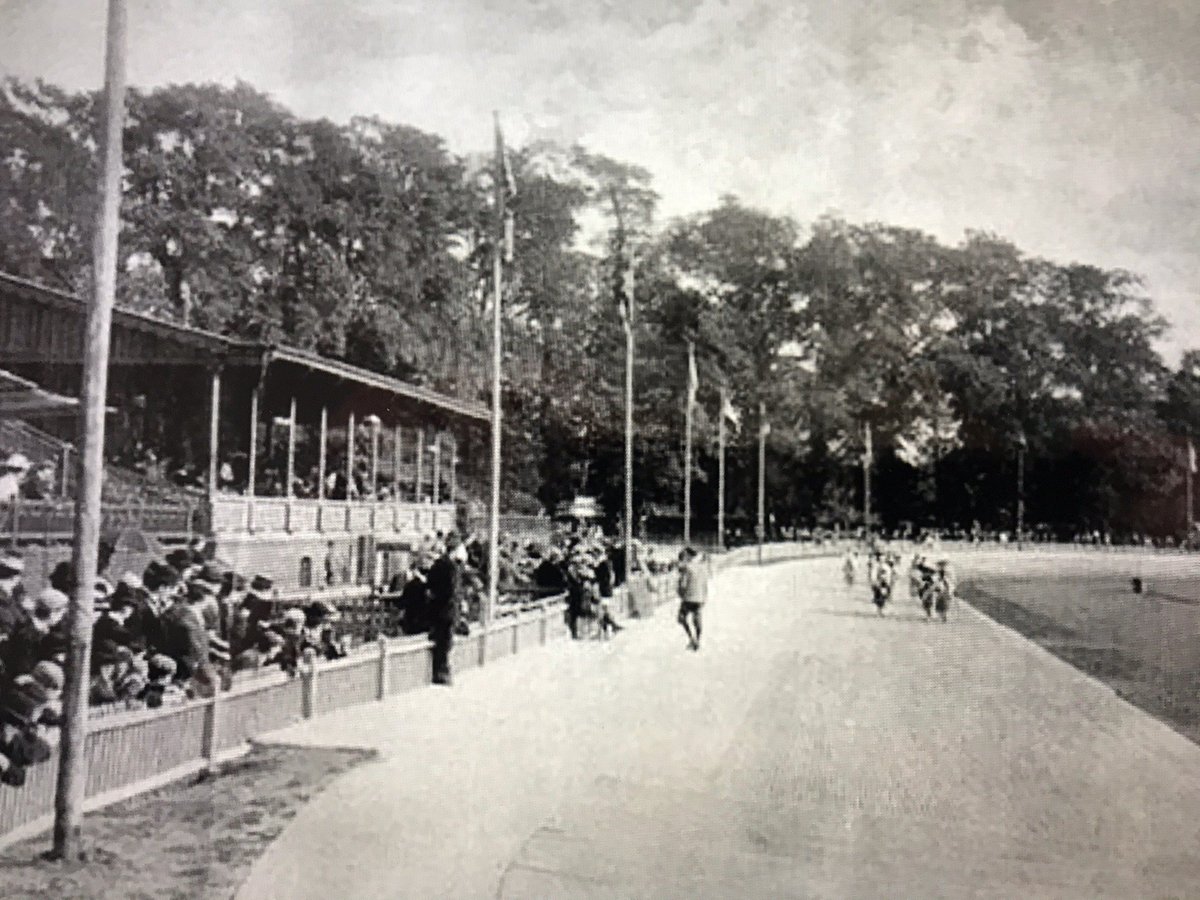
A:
[415, 429, 424, 504]
[54, 0, 126, 862]
[285, 395, 296, 532]
[450, 439, 458, 504]
[433, 433, 441, 505]
[247, 385, 259, 533]
[365, 414, 380, 531]
[393, 425, 402, 529]
[317, 405, 327, 531]
[207, 367, 221, 503]
[346, 412, 355, 530]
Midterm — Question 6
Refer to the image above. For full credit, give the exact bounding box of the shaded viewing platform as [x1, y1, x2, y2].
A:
[0, 271, 484, 588]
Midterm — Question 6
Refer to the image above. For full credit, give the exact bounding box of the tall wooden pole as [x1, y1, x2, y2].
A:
[717, 387, 726, 551]
[862, 421, 872, 534]
[247, 386, 259, 531]
[392, 425, 401, 504]
[683, 341, 694, 547]
[1187, 438, 1195, 545]
[415, 429, 424, 502]
[207, 368, 221, 501]
[1016, 432, 1027, 550]
[623, 262, 635, 585]
[317, 406, 327, 501]
[369, 419, 379, 497]
[487, 235, 502, 626]
[346, 413, 355, 502]
[285, 396, 297, 498]
[757, 402, 766, 565]
[432, 433, 442, 506]
[54, 0, 126, 860]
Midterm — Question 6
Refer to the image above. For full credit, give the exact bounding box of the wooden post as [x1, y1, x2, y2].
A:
[369, 417, 379, 530]
[623, 259, 635, 586]
[317, 405, 327, 532]
[247, 386, 259, 533]
[285, 396, 296, 532]
[207, 368, 221, 502]
[346, 412, 355, 530]
[393, 425, 402, 529]
[300, 647, 318, 718]
[201, 693, 221, 771]
[286, 396, 297, 498]
[415, 429, 424, 503]
[717, 386, 726, 551]
[757, 402, 766, 566]
[449, 438, 458, 503]
[54, 0, 126, 861]
[432, 433, 441, 506]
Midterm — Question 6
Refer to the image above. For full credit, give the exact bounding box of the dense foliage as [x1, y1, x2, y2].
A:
[3, 77, 1196, 538]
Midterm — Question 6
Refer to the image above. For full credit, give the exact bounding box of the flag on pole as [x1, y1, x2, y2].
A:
[721, 389, 741, 434]
[687, 341, 698, 407]
[494, 114, 516, 262]
[863, 421, 873, 464]
[618, 262, 633, 332]
[759, 417, 771, 438]
[1189, 437, 1197, 474]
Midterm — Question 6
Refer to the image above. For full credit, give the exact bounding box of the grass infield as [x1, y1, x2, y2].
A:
[960, 569, 1200, 745]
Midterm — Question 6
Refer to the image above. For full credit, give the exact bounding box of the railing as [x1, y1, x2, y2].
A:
[209, 495, 456, 536]
[1, 497, 201, 545]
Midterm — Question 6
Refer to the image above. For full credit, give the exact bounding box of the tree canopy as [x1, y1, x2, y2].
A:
[1, 75, 1195, 538]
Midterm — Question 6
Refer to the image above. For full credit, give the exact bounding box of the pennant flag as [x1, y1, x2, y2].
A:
[759, 417, 771, 438]
[1189, 438, 1197, 474]
[721, 389, 741, 433]
[618, 262, 633, 332]
[494, 113, 516, 262]
[687, 341, 698, 407]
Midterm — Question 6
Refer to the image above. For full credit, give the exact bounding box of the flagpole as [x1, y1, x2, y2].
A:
[486, 113, 504, 632]
[717, 386, 726, 552]
[623, 262, 635, 586]
[862, 421, 872, 536]
[757, 402, 766, 565]
[1187, 437, 1195, 546]
[683, 341, 694, 547]
[54, 0, 126, 860]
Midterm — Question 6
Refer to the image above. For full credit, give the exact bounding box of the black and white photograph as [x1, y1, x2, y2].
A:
[1, 1, 1200, 896]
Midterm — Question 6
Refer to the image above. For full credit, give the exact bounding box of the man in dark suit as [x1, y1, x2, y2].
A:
[426, 535, 465, 686]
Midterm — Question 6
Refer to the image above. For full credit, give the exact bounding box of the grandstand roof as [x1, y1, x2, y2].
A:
[0, 271, 488, 423]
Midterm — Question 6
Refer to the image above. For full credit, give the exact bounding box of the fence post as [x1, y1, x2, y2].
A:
[478, 625, 488, 667]
[300, 647, 318, 719]
[540, 603, 548, 645]
[376, 635, 388, 700]
[201, 693, 221, 771]
[512, 618, 519, 654]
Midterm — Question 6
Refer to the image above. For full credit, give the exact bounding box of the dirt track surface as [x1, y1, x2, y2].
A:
[237, 553, 1200, 899]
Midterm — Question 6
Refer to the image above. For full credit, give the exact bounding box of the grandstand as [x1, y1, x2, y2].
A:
[0, 272, 488, 597]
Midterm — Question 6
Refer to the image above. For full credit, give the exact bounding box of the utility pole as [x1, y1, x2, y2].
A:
[623, 261, 635, 585]
[54, 0, 127, 860]
[757, 402, 767, 565]
[862, 421, 873, 535]
[1016, 431, 1027, 550]
[683, 340, 695, 546]
[717, 386, 726, 551]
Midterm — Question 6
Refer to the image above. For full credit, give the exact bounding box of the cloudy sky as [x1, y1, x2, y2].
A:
[2, 0, 1198, 359]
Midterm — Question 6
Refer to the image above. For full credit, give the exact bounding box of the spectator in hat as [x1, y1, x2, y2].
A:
[159, 581, 210, 682]
[138, 654, 183, 709]
[426, 535, 464, 685]
[93, 581, 139, 655]
[0, 453, 31, 504]
[89, 641, 141, 705]
[0, 551, 24, 607]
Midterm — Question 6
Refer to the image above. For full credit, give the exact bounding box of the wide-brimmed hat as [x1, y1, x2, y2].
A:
[247, 574, 274, 597]
[2, 453, 31, 473]
[0, 551, 23, 577]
